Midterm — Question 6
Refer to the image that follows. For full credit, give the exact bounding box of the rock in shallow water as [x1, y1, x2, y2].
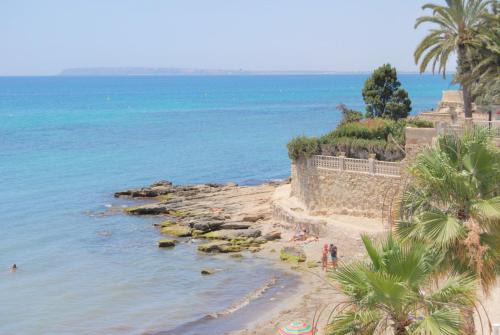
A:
[114, 181, 174, 198]
[197, 241, 243, 253]
[160, 225, 192, 237]
[124, 203, 178, 215]
[201, 267, 223, 275]
[158, 239, 177, 248]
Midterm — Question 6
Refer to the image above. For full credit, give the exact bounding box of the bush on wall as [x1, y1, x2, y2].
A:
[287, 117, 432, 162]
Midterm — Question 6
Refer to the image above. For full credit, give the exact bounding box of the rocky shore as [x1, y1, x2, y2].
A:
[115, 180, 284, 255]
[115, 179, 391, 335]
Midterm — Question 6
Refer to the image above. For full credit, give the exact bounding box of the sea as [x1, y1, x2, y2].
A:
[0, 75, 455, 335]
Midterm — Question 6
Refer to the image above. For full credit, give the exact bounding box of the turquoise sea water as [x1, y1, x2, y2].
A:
[0, 75, 454, 335]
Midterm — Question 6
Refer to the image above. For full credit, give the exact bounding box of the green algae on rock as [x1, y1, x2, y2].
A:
[160, 225, 192, 237]
[280, 246, 306, 263]
[197, 241, 243, 253]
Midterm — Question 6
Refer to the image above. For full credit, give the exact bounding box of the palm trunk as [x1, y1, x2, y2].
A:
[394, 324, 409, 335]
[457, 45, 473, 119]
[463, 82, 473, 120]
[464, 308, 476, 335]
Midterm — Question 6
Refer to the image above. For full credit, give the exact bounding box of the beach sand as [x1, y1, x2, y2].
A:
[234, 198, 386, 334]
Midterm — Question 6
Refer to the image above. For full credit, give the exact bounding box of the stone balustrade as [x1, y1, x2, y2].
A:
[308, 155, 401, 177]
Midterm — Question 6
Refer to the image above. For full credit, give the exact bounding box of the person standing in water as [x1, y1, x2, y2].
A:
[329, 244, 338, 269]
[11, 264, 17, 272]
[321, 244, 329, 271]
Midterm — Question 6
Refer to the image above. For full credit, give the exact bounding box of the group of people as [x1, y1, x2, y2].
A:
[321, 243, 338, 271]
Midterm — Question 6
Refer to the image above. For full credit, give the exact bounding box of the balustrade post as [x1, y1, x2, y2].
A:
[338, 152, 346, 171]
[368, 154, 376, 175]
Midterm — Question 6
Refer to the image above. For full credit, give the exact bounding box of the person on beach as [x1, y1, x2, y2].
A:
[292, 228, 308, 241]
[321, 244, 329, 271]
[329, 244, 338, 269]
[11, 264, 17, 272]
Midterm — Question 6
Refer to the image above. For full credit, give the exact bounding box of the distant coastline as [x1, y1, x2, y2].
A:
[58, 67, 432, 76]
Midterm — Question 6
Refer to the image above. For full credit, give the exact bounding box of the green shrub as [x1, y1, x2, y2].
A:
[406, 117, 433, 128]
[326, 118, 392, 141]
[287, 117, 432, 162]
[319, 136, 404, 161]
[287, 136, 320, 160]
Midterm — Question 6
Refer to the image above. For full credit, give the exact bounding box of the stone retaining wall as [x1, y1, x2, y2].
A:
[291, 159, 402, 218]
[271, 200, 327, 236]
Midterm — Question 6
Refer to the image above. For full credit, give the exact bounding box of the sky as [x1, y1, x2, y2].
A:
[0, 0, 455, 76]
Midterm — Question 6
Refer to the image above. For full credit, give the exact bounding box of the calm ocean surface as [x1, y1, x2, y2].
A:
[0, 75, 454, 334]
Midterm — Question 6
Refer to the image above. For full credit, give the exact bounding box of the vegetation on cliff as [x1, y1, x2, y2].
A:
[288, 117, 433, 162]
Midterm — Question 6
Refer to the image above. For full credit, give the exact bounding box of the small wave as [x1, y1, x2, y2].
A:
[156, 276, 279, 334]
[208, 276, 278, 318]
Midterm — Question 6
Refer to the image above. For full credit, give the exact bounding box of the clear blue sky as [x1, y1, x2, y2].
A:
[1, 0, 454, 76]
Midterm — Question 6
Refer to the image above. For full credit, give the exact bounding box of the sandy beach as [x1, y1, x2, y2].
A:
[231, 184, 388, 335]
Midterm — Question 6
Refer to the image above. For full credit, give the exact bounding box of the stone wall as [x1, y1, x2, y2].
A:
[291, 159, 402, 218]
[405, 127, 437, 159]
[418, 90, 493, 125]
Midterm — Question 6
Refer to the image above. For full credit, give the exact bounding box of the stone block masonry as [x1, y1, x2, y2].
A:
[291, 159, 403, 218]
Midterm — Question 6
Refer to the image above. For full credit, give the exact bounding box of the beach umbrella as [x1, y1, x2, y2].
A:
[278, 321, 316, 335]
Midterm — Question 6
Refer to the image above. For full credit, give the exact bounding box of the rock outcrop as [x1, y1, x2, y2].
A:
[115, 180, 285, 254]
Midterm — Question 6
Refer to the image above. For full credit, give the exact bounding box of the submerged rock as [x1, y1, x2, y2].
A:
[201, 268, 216, 275]
[201, 267, 223, 275]
[158, 239, 177, 248]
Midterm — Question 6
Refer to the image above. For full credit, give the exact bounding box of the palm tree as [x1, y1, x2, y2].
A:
[397, 129, 500, 291]
[468, 6, 500, 104]
[328, 234, 476, 335]
[396, 130, 500, 333]
[414, 0, 492, 119]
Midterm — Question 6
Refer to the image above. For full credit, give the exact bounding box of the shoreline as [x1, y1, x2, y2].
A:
[115, 180, 388, 335]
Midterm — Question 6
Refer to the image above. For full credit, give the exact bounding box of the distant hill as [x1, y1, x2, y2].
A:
[59, 67, 250, 76]
[59, 67, 396, 76]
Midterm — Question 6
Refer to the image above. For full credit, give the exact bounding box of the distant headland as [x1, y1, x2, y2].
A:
[59, 67, 424, 76]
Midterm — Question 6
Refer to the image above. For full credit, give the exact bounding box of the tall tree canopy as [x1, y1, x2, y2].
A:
[362, 64, 412, 120]
[414, 0, 492, 118]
